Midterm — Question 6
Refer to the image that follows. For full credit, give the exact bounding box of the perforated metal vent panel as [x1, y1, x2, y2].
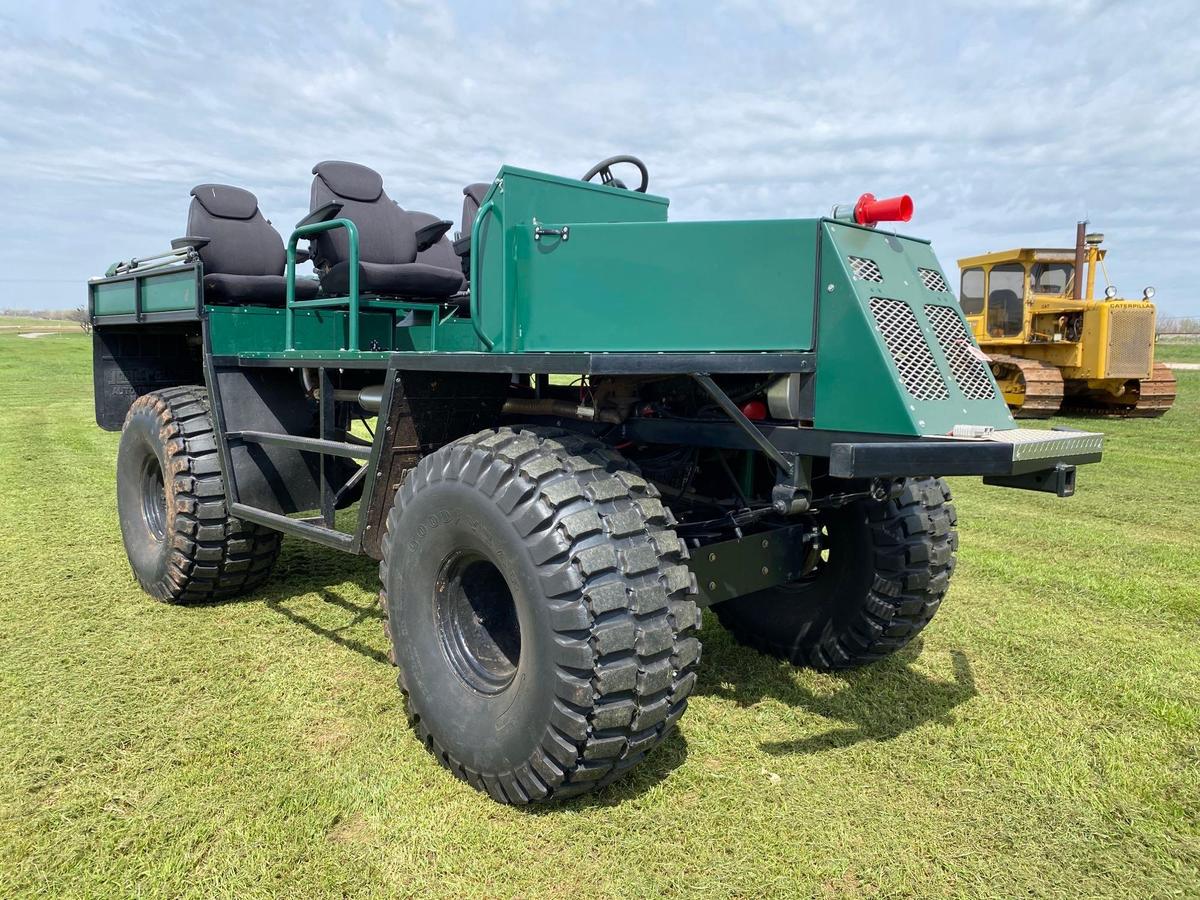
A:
[919, 267, 950, 293]
[924, 304, 996, 400]
[868, 297, 949, 401]
[848, 256, 883, 282]
[1105, 306, 1155, 378]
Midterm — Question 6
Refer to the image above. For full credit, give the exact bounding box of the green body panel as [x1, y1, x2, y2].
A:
[206, 306, 479, 356]
[475, 167, 669, 350]
[512, 219, 816, 352]
[90, 268, 197, 316]
[814, 221, 1015, 436]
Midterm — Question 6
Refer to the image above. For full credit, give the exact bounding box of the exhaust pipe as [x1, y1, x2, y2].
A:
[831, 193, 914, 228]
[501, 397, 623, 424]
[1072, 220, 1086, 300]
[300, 369, 385, 412]
[853, 193, 913, 226]
[299, 374, 623, 423]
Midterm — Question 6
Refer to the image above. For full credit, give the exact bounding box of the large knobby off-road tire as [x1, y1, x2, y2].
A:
[116, 386, 281, 603]
[378, 427, 702, 804]
[714, 477, 957, 669]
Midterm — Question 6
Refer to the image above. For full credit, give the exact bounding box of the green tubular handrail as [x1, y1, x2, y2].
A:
[286, 218, 360, 351]
[469, 199, 496, 350]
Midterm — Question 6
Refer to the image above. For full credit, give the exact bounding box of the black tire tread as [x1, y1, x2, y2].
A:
[122, 386, 281, 604]
[718, 476, 957, 669]
[378, 426, 701, 804]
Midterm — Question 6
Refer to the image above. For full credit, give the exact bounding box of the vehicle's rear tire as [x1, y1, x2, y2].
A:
[116, 386, 282, 603]
[378, 427, 702, 804]
[713, 477, 957, 670]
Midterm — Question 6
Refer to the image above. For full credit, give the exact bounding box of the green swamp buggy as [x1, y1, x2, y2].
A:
[88, 156, 1103, 803]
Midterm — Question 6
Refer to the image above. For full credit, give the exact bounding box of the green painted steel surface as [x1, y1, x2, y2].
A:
[512, 219, 817, 352]
[469, 198, 497, 349]
[814, 221, 1016, 436]
[474, 166, 668, 350]
[207, 306, 478, 356]
[90, 268, 197, 317]
[285, 218, 360, 350]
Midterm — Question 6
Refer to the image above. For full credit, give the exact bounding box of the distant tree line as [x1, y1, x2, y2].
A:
[1157, 317, 1200, 336]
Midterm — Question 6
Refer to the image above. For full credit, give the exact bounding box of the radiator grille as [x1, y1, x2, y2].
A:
[924, 304, 996, 400]
[868, 297, 949, 401]
[848, 256, 883, 282]
[1105, 306, 1155, 378]
[919, 267, 950, 293]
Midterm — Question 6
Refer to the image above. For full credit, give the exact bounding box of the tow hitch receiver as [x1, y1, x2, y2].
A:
[984, 462, 1076, 497]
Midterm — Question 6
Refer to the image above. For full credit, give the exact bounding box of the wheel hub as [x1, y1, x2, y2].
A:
[140, 455, 167, 541]
[433, 552, 521, 694]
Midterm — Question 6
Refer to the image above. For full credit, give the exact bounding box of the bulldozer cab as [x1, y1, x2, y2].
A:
[957, 249, 1087, 343]
[1030, 260, 1075, 296]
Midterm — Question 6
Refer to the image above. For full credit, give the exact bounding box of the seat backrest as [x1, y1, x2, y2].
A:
[309, 161, 416, 269]
[187, 184, 285, 276]
[461, 182, 490, 237]
[410, 211, 460, 272]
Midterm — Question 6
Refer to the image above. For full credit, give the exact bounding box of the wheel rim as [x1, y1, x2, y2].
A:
[433, 551, 521, 694]
[140, 454, 168, 542]
[799, 522, 832, 581]
[774, 511, 856, 596]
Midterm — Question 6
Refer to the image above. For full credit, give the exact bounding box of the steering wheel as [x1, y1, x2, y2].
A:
[581, 155, 649, 193]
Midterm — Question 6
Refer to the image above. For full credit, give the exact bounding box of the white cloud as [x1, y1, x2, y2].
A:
[0, 0, 1196, 312]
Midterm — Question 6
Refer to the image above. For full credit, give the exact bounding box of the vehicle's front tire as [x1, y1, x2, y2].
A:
[378, 427, 702, 803]
[116, 386, 281, 603]
[713, 477, 957, 670]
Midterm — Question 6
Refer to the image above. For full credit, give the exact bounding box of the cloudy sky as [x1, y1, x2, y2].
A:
[1, 0, 1196, 315]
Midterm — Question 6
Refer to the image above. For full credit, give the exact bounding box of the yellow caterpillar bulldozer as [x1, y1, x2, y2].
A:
[957, 224, 1175, 418]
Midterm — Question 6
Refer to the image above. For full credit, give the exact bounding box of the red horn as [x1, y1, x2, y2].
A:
[854, 193, 913, 226]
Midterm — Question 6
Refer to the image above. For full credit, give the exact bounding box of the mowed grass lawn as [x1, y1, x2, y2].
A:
[1157, 339, 1200, 365]
[1, 332, 1197, 899]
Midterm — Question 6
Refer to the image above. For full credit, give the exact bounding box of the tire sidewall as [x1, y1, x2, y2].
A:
[718, 502, 875, 640]
[714, 477, 955, 668]
[116, 406, 175, 592]
[385, 479, 558, 774]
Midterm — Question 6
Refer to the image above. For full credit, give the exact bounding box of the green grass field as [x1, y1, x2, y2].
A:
[1, 333, 1197, 898]
[1157, 339, 1200, 364]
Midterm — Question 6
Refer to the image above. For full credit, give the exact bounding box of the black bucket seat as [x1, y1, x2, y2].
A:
[184, 184, 319, 305]
[308, 161, 464, 298]
[449, 182, 491, 280]
[461, 182, 490, 237]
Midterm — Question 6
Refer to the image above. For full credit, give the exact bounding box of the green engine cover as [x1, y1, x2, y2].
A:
[512, 218, 817, 352]
[477, 167, 816, 353]
[814, 221, 1016, 436]
[476, 167, 1013, 437]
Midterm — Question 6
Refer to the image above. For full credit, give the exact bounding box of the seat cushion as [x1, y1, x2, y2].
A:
[322, 260, 464, 298]
[203, 273, 320, 305]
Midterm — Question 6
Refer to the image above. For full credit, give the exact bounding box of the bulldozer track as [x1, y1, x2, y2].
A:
[988, 354, 1064, 419]
[1131, 363, 1178, 416]
[1062, 362, 1177, 418]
